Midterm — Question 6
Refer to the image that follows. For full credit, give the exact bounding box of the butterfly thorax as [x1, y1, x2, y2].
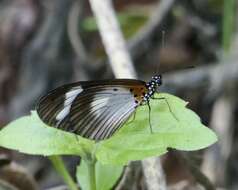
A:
[143, 75, 162, 102]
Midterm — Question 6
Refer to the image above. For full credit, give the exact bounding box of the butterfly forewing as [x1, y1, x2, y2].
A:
[36, 80, 148, 140]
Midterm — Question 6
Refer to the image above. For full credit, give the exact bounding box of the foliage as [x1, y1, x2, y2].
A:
[0, 93, 217, 190]
[77, 160, 123, 190]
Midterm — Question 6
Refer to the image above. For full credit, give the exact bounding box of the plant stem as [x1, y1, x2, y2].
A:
[49, 156, 79, 190]
[87, 158, 96, 190]
[222, 0, 235, 53]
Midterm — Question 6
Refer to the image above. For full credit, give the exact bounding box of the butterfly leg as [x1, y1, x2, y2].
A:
[152, 97, 179, 121]
[147, 101, 154, 134]
[140, 102, 154, 133]
[127, 111, 137, 125]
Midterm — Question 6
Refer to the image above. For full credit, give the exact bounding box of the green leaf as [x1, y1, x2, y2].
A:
[0, 93, 217, 166]
[0, 111, 94, 157]
[77, 160, 123, 190]
[95, 93, 217, 165]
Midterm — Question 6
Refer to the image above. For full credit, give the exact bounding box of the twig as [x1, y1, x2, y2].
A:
[88, 0, 166, 189]
[8, 0, 74, 119]
[194, 26, 238, 189]
[180, 152, 216, 190]
[128, 0, 176, 58]
[67, 0, 89, 65]
[67, 0, 91, 81]
[162, 32, 238, 94]
[201, 95, 235, 186]
[0, 179, 18, 190]
[162, 60, 238, 97]
[168, 180, 204, 190]
[115, 162, 143, 190]
[88, 0, 137, 78]
[114, 166, 130, 190]
[142, 157, 167, 190]
[67, 0, 105, 80]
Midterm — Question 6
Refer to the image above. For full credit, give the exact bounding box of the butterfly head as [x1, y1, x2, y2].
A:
[151, 75, 162, 86]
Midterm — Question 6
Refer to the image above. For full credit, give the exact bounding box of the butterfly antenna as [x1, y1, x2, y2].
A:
[162, 30, 165, 50]
[156, 30, 166, 75]
[159, 30, 195, 74]
[161, 65, 195, 75]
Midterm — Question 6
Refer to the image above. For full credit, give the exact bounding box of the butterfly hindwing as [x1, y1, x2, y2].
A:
[36, 80, 147, 140]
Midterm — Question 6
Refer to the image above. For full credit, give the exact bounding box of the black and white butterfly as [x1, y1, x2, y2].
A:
[36, 75, 162, 141]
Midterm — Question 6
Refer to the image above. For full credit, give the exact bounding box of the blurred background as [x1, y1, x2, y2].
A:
[0, 0, 237, 189]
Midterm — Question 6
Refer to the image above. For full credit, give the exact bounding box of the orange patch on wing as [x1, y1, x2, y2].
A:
[129, 86, 148, 104]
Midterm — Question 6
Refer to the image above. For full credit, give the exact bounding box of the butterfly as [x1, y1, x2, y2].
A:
[36, 75, 163, 141]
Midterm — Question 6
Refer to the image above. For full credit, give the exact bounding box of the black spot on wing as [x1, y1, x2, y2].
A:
[36, 80, 145, 140]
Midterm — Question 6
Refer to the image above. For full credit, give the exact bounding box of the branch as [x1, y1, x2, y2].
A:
[67, 0, 89, 65]
[142, 157, 167, 190]
[8, 0, 74, 119]
[201, 95, 235, 186]
[180, 152, 216, 190]
[88, 0, 166, 189]
[128, 0, 176, 58]
[163, 31, 238, 94]
[162, 60, 238, 97]
[88, 0, 137, 78]
[115, 162, 144, 190]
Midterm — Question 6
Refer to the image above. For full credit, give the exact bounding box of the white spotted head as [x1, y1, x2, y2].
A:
[143, 75, 162, 102]
[151, 75, 162, 86]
